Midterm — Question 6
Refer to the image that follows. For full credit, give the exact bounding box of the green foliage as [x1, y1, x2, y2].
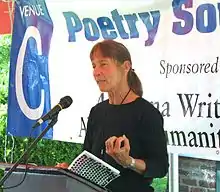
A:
[0, 35, 10, 105]
[152, 177, 168, 192]
[1, 136, 83, 166]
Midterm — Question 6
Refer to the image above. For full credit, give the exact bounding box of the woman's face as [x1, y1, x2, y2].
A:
[91, 50, 125, 92]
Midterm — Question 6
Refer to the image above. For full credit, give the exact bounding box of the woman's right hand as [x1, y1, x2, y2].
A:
[55, 162, 69, 169]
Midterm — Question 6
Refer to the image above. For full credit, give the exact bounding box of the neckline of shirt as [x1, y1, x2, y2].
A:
[107, 97, 142, 107]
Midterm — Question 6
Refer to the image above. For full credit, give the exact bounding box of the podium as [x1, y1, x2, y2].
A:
[1, 163, 109, 192]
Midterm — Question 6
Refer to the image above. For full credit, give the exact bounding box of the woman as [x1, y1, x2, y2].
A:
[83, 39, 168, 192]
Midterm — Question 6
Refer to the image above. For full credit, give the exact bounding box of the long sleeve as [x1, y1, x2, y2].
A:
[140, 108, 169, 178]
[83, 107, 95, 152]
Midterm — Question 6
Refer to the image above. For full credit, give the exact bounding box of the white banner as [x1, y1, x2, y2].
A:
[12, 0, 220, 160]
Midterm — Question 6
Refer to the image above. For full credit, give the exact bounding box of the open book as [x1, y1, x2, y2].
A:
[68, 150, 120, 187]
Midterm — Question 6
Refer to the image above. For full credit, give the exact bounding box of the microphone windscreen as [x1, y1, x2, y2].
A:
[59, 96, 73, 109]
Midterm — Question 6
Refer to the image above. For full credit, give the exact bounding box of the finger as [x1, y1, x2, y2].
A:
[55, 162, 69, 169]
[114, 137, 125, 151]
[105, 136, 117, 153]
[105, 136, 116, 147]
[122, 135, 130, 150]
[108, 136, 118, 149]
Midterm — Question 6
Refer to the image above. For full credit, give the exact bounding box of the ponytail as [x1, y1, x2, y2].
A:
[127, 69, 143, 97]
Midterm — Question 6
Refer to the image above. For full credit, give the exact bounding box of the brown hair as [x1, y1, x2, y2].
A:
[90, 40, 143, 97]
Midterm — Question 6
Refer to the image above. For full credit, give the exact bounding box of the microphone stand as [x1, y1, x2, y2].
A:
[0, 114, 58, 187]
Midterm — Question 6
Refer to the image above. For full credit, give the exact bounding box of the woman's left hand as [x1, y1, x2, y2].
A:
[105, 135, 132, 167]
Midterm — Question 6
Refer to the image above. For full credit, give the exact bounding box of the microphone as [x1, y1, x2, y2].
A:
[32, 96, 73, 128]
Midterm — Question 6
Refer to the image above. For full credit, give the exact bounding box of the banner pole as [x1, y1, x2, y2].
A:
[169, 153, 179, 192]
